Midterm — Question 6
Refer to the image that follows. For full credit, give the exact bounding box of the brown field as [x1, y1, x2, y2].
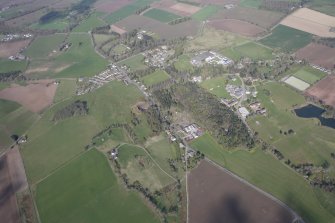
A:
[296, 43, 335, 70]
[0, 80, 57, 113]
[115, 15, 200, 40]
[188, 160, 295, 223]
[280, 8, 335, 38]
[0, 39, 31, 58]
[213, 6, 285, 29]
[306, 76, 335, 108]
[170, 3, 201, 15]
[0, 147, 28, 223]
[208, 19, 266, 37]
[110, 25, 127, 35]
[94, 0, 134, 13]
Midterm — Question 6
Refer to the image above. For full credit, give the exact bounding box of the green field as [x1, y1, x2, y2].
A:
[191, 5, 219, 21]
[0, 59, 28, 73]
[104, 0, 157, 24]
[30, 19, 69, 31]
[173, 55, 194, 72]
[260, 25, 312, 52]
[143, 8, 180, 23]
[309, 0, 335, 16]
[140, 70, 170, 87]
[53, 79, 77, 103]
[200, 76, 231, 99]
[23, 34, 67, 59]
[117, 54, 148, 71]
[292, 67, 327, 84]
[240, 0, 262, 8]
[118, 143, 174, 190]
[190, 133, 335, 223]
[36, 149, 160, 223]
[93, 34, 113, 46]
[73, 13, 106, 32]
[22, 81, 146, 184]
[234, 42, 273, 60]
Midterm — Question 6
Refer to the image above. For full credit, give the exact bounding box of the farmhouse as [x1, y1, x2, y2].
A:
[226, 84, 245, 99]
[249, 102, 267, 115]
[180, 124, 204, 141]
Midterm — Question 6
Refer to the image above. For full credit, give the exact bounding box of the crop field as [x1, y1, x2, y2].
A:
[234, 42, 273, 60]
[292, 67, 326, 84]
[0, 59, 28, 73]
[295, 43, 335, 69]
[212, 6, 285, 29]
[117, 54, 148, 71]
[188, 160, 295, 223]
[173, 55, 194, 72]
[185, 27, 247, 52]
[93, 34, 114, 46]
[190, 133, 335, 223]
[30, 18, 69, 31]
[280, 8, 335, 38]
[306, 75, 335, 108]
[140, 70, 170, 87]
[21, 81, 145, 184]
[191, 5, 219, 21]
[284, 76, 310, 91]
[94, 0, 134, 13]
[0, 39, 31, 58]
[4, 8, 47, 27]
[110, 25, 127, 34]
[170, 2, 201, 16]
[208, 19, 265, 37]
[0, 80, 58, 113]
[73, 13, 106, 32]
[260, 25, 312, 52]
[240, 0, 262, 8]
[143, 8, 180, 23]
[117, 144, 174, 190]
[53, 79, 77, 103]
[308, 0, 335, 16]
[103, 0, 157, 24]
[36, 149, 160, 223]
[200, 76, 231, 99]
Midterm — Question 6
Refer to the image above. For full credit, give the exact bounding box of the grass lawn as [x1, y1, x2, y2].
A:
[118, 143, 174, 190]
[200, 76, 231, 99]
[190, 133, 335, 223]
[53, 79, 77, 103]
[292, 66, 327, 84]
[173, 55, 194, 72]
[234, 42, 273, 60]
[104, 0, 157, 24]
[259, 25, 312, 52]
[140, 70, 170, 87]
[143, 8, 180, 23]
[73, 13, 106, 32]
[22, 81, 146, 184]
[117, 54, 148, 71]
[0, 59, 28, 73]
[191, 5, 219, 21]
[23, 34, 67, 59]
[36, 149, 160, 223]
[53, 33, 108, 78]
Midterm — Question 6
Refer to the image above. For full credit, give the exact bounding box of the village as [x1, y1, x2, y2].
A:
[142, 45, 174, 68]
[191, 51, 233, 67]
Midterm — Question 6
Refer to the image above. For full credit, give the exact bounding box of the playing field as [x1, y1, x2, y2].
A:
[200, 76, 231, 99]
[36, 149, 160, 223]
[140, 70, 170, 87]
[117, 54, 148, 71]
[190, 133, 335, 223]
[143, 8, 180, 23]
[284, 76, 310, 91]
[292, 67, 326, 84]
[260, 25, 312, 52]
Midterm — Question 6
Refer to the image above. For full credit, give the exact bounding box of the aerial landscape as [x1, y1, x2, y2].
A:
[0, 0, 334, 222]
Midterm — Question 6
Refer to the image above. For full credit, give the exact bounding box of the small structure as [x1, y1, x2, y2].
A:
[110, 148, 118, 160]
[181, 124, 204, 141]
[238, 107, 250, 119]
[191, 51, 233, 67]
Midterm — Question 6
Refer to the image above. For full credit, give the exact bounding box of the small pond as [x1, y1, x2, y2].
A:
[294, 104, 335, 129]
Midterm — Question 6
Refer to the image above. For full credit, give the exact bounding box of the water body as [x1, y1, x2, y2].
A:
[294, 104, 335, 129]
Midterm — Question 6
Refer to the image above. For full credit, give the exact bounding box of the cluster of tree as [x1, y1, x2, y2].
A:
[168, 17, 191, 25]
[279, 129, 294, 135]
[92, 25, 112, 34]
[169, 83, 254, 148]
[144, 104, 164, 134]
[187, 151, 205, 169]
[39, 11, 65, 24]
[331, 153, 335, 160]
[0, 71, 26, 82]
[135, 5, 150, 15]
[310, 178, 335, 192]
[290, 162, 314, 177]
[71, 0, 96, 13]
[260, 0, 299, 13]
[272, 149, 284, 160]
[153, 89, 175, 108]
[53, 100, 88, 121]
[313, 37, 335, 48]
[177, 0, 201, 6]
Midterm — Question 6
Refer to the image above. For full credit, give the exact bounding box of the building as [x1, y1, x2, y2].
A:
[238, 107, 250, 119]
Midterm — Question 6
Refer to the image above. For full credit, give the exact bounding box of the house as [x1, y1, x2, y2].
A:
[238, 107, 250, 119]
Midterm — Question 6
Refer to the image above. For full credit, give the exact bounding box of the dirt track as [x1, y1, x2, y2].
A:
[0, 79, 57, 113]
[208, 19, 265, 37]
[296, 43, 335, 69]
[0, 147, 28, 223]
[306, 76, 335, 108]
[188, 160, 295, 223]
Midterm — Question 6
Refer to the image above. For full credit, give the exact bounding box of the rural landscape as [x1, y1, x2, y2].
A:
[0, 0, 335, 222]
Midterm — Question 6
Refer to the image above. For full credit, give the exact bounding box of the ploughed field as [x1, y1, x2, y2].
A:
[188, 160, 295, 223]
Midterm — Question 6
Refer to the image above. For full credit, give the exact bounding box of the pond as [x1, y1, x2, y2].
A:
[294, 104, 335, 129]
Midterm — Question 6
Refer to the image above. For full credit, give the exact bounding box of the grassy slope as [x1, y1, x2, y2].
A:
[22, 81, 145, 184]
[190, 133, 335, 223]
[36, 149, 160, 223]
[143, 8, 180, 23]
[140, 70, 170, 87]
[260, 25, 312, 52]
